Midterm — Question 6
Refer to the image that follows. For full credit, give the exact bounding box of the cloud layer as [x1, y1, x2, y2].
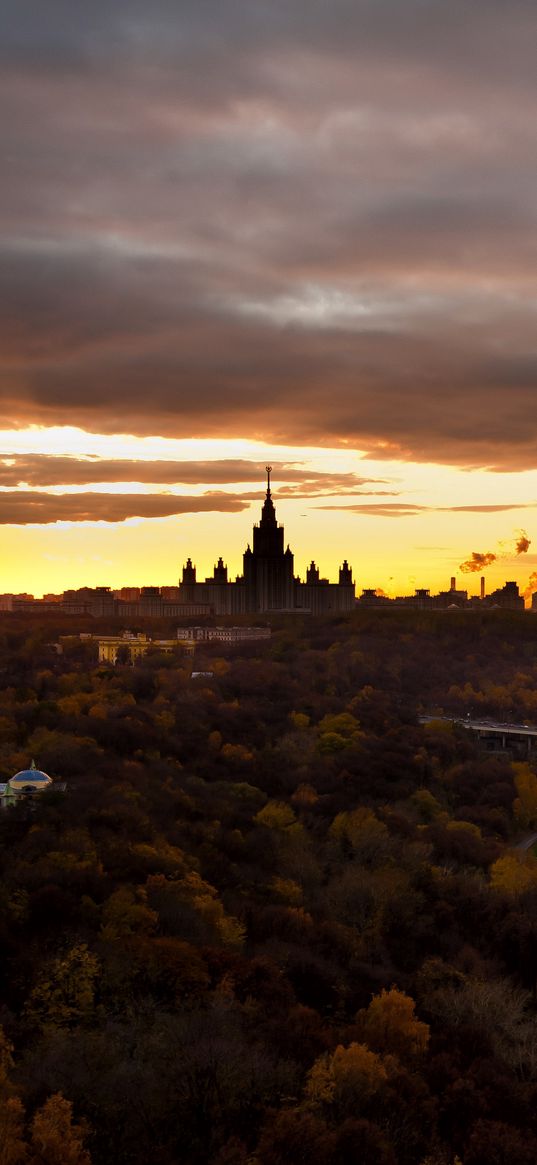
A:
[318, 503, 536, 518]
[2, 2, 537, 467]
[0, 455, 383, 491]
[0, 491, 249, 525]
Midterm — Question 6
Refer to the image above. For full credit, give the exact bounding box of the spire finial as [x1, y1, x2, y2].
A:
[260, 465, 277, 526]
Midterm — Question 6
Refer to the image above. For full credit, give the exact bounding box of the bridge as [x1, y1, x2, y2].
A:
[420, 716, 537, 757]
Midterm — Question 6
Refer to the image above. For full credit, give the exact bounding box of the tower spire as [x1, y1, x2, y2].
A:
[260, 465, 276, 527]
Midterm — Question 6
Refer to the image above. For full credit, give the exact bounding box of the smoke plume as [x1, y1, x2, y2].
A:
[516, 530, 531, 555]
[459, 551, 497, 574]
[524, 572, 537, 602]
[460, 529, 531, 574]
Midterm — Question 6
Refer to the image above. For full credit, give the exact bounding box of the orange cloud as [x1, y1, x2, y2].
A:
[0, 456, 386, 493]
[0, 491, 249, 525]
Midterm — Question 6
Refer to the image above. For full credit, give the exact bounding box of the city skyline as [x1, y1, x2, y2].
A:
[0, 456, 534, 605]
[1, 437, 537, 598]
[2, 3, 537, 596]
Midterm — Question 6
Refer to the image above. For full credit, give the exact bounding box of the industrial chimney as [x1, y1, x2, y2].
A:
[450, 576, 456, 592]
[480, 576, 486, 601]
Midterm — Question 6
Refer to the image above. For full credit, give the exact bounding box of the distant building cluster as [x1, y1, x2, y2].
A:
[358, 577, 525, 611]
[0, 588, 211, 618]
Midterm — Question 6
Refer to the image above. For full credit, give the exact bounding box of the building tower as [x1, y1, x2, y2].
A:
[307, 560, 320, 584]
[181, 558, 197, 602]
[244, 466, 295, 610]
[178, 467, 355, 614]
[339, 560, 353, 586]
[213, 557, 228, 583]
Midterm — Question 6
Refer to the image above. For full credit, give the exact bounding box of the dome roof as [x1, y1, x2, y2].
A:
[9, 765, 52, 790]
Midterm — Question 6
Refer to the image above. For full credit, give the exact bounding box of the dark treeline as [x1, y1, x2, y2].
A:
[1, 610, 537, 1164]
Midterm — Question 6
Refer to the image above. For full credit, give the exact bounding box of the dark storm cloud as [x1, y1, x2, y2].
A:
[0, 490, 249, 525]
[3, 2, 537, 467]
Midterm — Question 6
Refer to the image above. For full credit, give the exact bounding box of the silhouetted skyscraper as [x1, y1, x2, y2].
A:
[179, 468, 355, 614]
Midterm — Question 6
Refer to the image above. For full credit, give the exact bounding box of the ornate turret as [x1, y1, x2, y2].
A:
[182, 557, 196, 585]
[339, 560, 353, 584]
[307, 560, 320, 584]
[213, 557, 228, 583]
[180, 557, 197, 602]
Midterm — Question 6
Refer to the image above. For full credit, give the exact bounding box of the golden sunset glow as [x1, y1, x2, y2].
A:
[0, 427, 536, 599]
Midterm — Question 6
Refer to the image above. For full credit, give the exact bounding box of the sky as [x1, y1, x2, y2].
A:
[2, 0, 537, 598]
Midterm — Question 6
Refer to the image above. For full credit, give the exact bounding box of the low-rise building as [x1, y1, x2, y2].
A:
[177, 626, 271, 644]
[95, 631, 181, 664]
[0, 762, 58, 809]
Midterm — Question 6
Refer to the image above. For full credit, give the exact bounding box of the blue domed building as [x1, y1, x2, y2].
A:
[0, 761, 53, 808]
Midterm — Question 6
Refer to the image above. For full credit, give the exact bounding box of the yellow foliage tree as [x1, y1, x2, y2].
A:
[360, 987, 430, 1060]
[512, 763, 537, 829]
[100, 886, 158, 940]
[446, 819, 482, 838]
[57, 693, 91, 717]
[255, 802, 297, 831]
[329, 808, 389, 860]
[25, 944, 100, 1029]
[87, 703, 107, 721]
[490, 852, 537, 896]
[128, 838, 186, 877]
[271, 877, 303, 905]
[305, 1042, 388, 1115]
[288, 712, 310, 730]
[291, 784, 319, 809]
[0, 1097, 27, 1165]
[318, 712, 361, 738]
[221, 743, 254, 764]
[183, 872, 245, 948]
[0, 1029, 28, 1165]
[29, 1094, 91, 1165]
[146, 872, 245, 948]
[410, 789, 444, 822]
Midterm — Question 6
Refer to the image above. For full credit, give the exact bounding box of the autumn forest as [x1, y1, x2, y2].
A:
[1, 610, 537, 1164]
